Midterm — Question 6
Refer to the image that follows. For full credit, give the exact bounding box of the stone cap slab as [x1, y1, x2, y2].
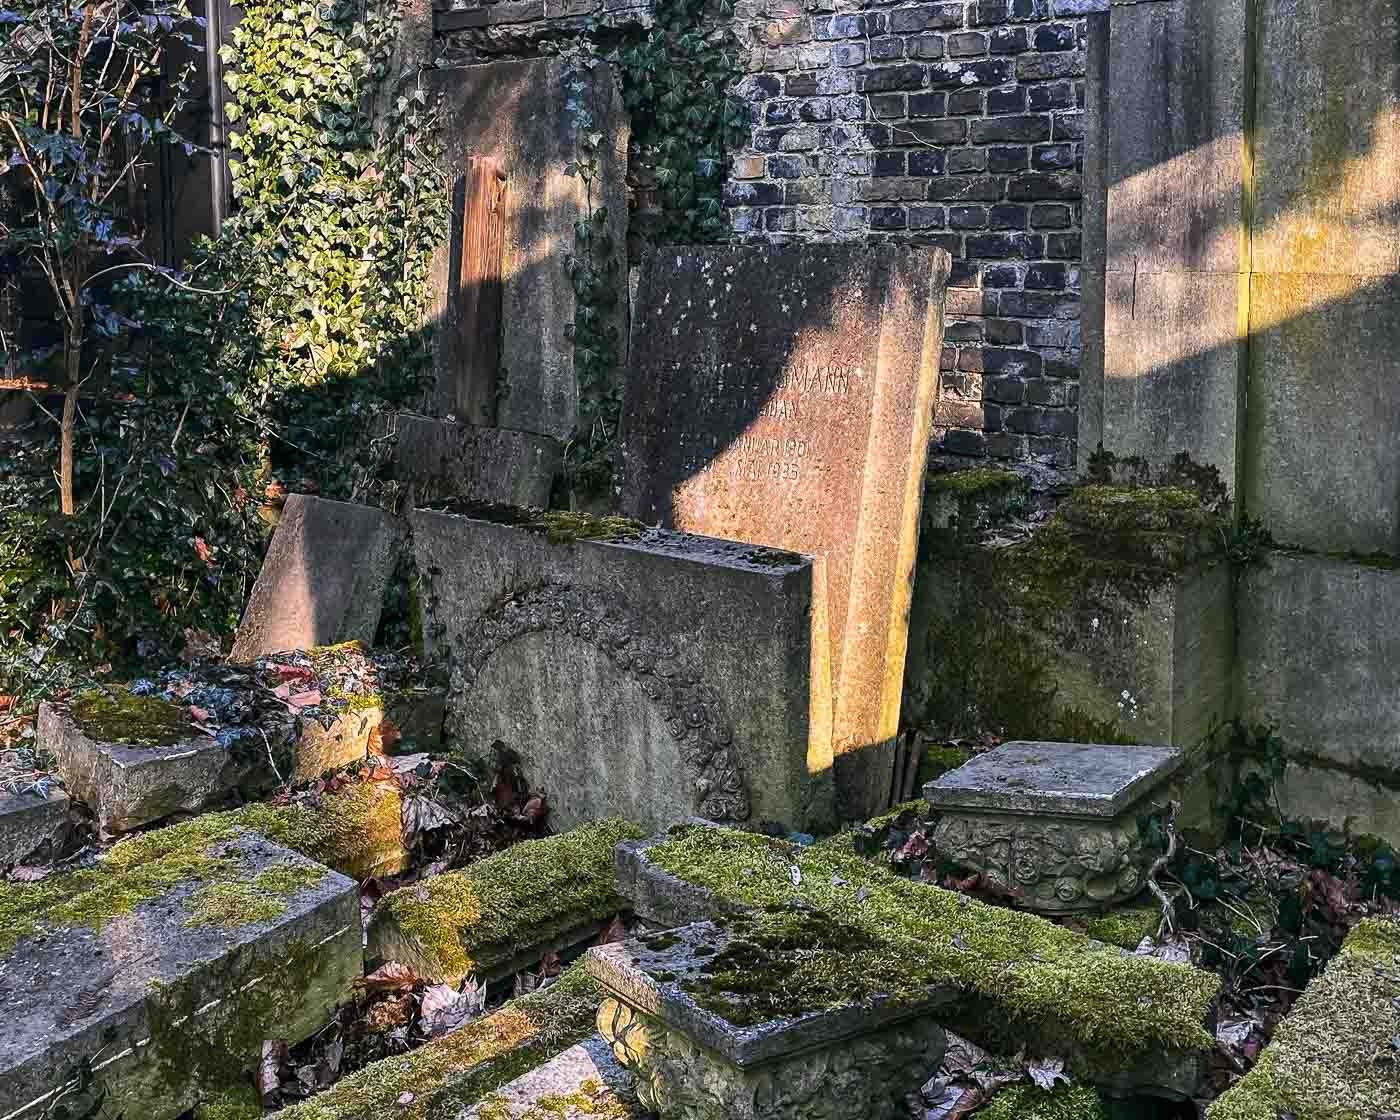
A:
[586, 918, 956, 1069]
[924, 741, 1184, 818]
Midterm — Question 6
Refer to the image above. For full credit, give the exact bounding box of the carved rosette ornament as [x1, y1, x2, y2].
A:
[932, 812, 1147, 913]
[452, 580, 751, 822]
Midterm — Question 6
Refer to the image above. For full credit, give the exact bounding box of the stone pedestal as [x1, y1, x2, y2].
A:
[0, 791, 68, 868]
[925, 741, 1183, 913]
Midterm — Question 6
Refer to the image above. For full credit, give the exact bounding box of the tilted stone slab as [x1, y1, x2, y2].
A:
[459, 1034, 644, 1119]
[615, 826, 1218, 1100]
[924, 741, 1183, 913]
[0, 791, 68, 868]
[620, 243, 949, 819]
[230, 495, 403, 663]
[588, 916, 951, 1120]
[368, 819, 643, 985]
[392, 414, 560, 508]
[0, 831, 360, 1120]
[412, 507, 834, 833]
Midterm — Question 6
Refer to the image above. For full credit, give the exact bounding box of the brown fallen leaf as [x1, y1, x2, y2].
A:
[419, 978, 485, 1038]
[289, 689, 321, 708]
[519, 795, 546, 826]
[369, 719, 402, 755]
[362, 961, 420, 994]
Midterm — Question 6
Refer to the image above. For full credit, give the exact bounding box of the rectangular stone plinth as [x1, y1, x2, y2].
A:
[0, 832, 360, 1120]
[588, 916, 950, 1120]
[411, 507, 834, 834]
[231, 495, 402, 663]
[620, 243, 950, 819]
[0, 791, 68, 868]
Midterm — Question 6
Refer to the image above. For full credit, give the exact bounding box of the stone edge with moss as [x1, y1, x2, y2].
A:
[69, 687, 195, 747]
[1207, 917, 1400, 1120]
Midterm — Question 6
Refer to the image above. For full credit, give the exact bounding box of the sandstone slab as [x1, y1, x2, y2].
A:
[413, 507, 833, 834]
[0, 791, 68, 868]
[425, 59, 628, 440]
[0, 832, 360, 1120]
[620, 243, 950, 818]
[392, 413, 560, 508]
[230, 495, 402, 663]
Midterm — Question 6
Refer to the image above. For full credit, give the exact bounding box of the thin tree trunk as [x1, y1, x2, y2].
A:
[60, 324, 80, 517]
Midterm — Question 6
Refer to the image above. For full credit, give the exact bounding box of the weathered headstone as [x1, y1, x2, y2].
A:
[620, 244, 950, 818]
[0, 791, 68, 868]
[0, 831, 360, 1120]
[425, 58, 628, 441]
[411, 507, 834, 834]
[392, 413, 560, 507]
[230, 495, 402, 664]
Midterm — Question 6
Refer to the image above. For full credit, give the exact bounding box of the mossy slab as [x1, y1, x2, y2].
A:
[461, 1034, 645, 1119]
[367, 819, 643, 984]
[618, 827, 1218, 1098]
[270, 966, 604, 1120]
[0, 832, 359, 1120]
[1207, 917, 1400, 1120]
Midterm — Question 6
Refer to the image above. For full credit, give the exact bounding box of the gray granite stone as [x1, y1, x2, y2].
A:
[0, 791, 68, 868]
[615, 833, 725, 929]
[0, 832, 360, 1120]
[411, 507, 834, 833]
[392, 414, 560, 508]
[924, 741, 1184, 818]
[459, 1035, 644, 1119]
[230, 495, 403, 663]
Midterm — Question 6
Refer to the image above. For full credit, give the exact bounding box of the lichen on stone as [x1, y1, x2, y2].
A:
[70, 686, 193, 746]
[369, 819, 644, 981]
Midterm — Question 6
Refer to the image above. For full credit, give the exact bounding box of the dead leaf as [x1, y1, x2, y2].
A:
[519, 795, 546, 825]
[1216, 1020, 1253, 1047]
[599, 915, 628, 945]
[419, 979, 485, 1038]
[401, 796, 457, 848]
[1025, 1056, 1069, 1091]
[193, 536, 213, 567]
[189, 705, 211, 723]
[289, 689, 321, 708]
[789, 864, 802, 886]
[539, 951, 561, 978]
[275, 664, 316, 684]
[259, 1039, 290, 1102]
[272, 683, 292, 700]
[921, 1081, 983, 1120]
[368, 719, 401, 755]
[363, 961, 420, 993]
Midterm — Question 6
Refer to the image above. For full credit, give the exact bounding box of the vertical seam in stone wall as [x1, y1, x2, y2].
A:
[1236, 0, 1260, 521]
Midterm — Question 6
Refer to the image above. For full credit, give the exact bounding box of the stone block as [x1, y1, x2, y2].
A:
[411, 507, 834, 834]
[0, 791, 68, 868]
[588, 915, 951, 1120]
[461, 1034, 644, 1119]
[1243, 274, 1400, 555]
[426, 59, 628, 441]
[1237, 551, 1400, 840]
[924, 741, 1182, 913]
[230, 495, 403, 663]
[391, 413, 560, 508]
[0, 830, 360, 1120]
[40, 701, 264, 834]
[619, 243, 950, 819]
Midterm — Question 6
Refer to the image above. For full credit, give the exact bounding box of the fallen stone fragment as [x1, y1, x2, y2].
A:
[0, 790, 69, 867]
[618, 826, 1218, 1099]
[368, 818, 643, 984]
[588, 912, 951, 1120]
[458, 1033, 644, 1119]
[0, 829, 360, 1120]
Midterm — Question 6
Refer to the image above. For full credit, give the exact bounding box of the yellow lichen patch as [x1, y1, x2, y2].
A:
[646, 827, 1218, 1074]
[70, 687, 193, 746]
[186, 861, 327, 928]
[1208, 917, 1400, 1120]
[270, 967, 602, 1120]
[369, 819, 644, 982]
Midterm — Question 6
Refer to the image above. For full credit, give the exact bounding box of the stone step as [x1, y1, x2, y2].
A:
[0, 828, 360, 1120]
[615, 826, 1219, 1100]
[458, 1033, 645, 1119]
[1207, 917, 1400, 1120]
[0, 790, 69, 868]
[368, 818, 643, 984]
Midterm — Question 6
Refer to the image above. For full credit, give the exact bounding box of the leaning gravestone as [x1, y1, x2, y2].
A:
[621, 244, 950, 818]
[411, 507, 833, 833]
[230, 495, 402, 663]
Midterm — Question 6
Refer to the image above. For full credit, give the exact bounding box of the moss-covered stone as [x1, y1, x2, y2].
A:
[1208, 917, 1400, 1120]
[70, 687, 192, 747]
[270, 967, 603, 1120]
[1081, 904, 1162, 950]
[368, 819, 644, 982]
[979, 1082, 1108, 1120]
[187, 861, 328, 928]
[645, 827, 1218, 1081]
[916, 744, 973, 788]
[234, 780, 406, 880]
[430, 502, 644, 545]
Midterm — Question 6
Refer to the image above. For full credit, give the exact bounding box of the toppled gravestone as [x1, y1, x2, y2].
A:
[0, 790, 69, 868]
[412, 506, 834, 834]
[230, 495, 402, 664]
[0, 827, 360, 1120]
[620, 243, 951, 819]
[925, 740, 1184, 913]
[587, 911, 952, 1120]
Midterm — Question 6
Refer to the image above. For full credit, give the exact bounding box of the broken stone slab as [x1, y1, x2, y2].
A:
[271, 965, 604, 1120]
[620, 243, 950, 820]
[459, 1033, 644, 1119]
[924, 742, 1183, 914]
[0, 790, 69, 868]
[587, 913, 952, 1120]
[0, 829, 360, 1120]
[40, 699, 268, 834]
[392, 413, 561, 508]
[614, 827, 1217, 1100]
[368, 818, 643, 984]
[412, 505, 835, 834]
[230, 495, 403, 664]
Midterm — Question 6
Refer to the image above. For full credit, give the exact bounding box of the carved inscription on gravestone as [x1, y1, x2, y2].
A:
[621, 244, 950, 818]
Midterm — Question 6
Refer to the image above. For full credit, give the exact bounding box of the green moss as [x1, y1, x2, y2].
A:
[195, 1084, 263, 1120]
[1208, 918, 1400, 1120]
[437, 502, 644, 545]
[477, 1078, 636, 1120]
[271, 966, 603, 1120]
[187, 861, 327, 928]
[646, 827, 1218, 1076]
[1082, 904, 1161, 950]
[926, 468, 1026, 499]
[369, 819, 644, 981]
[742, 545, 805, 568]
[979, 1083, 1108, 1120]
[70, 687, 192, 746]
[917, 744, 973, 787]
[238, 781, 405, 879]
